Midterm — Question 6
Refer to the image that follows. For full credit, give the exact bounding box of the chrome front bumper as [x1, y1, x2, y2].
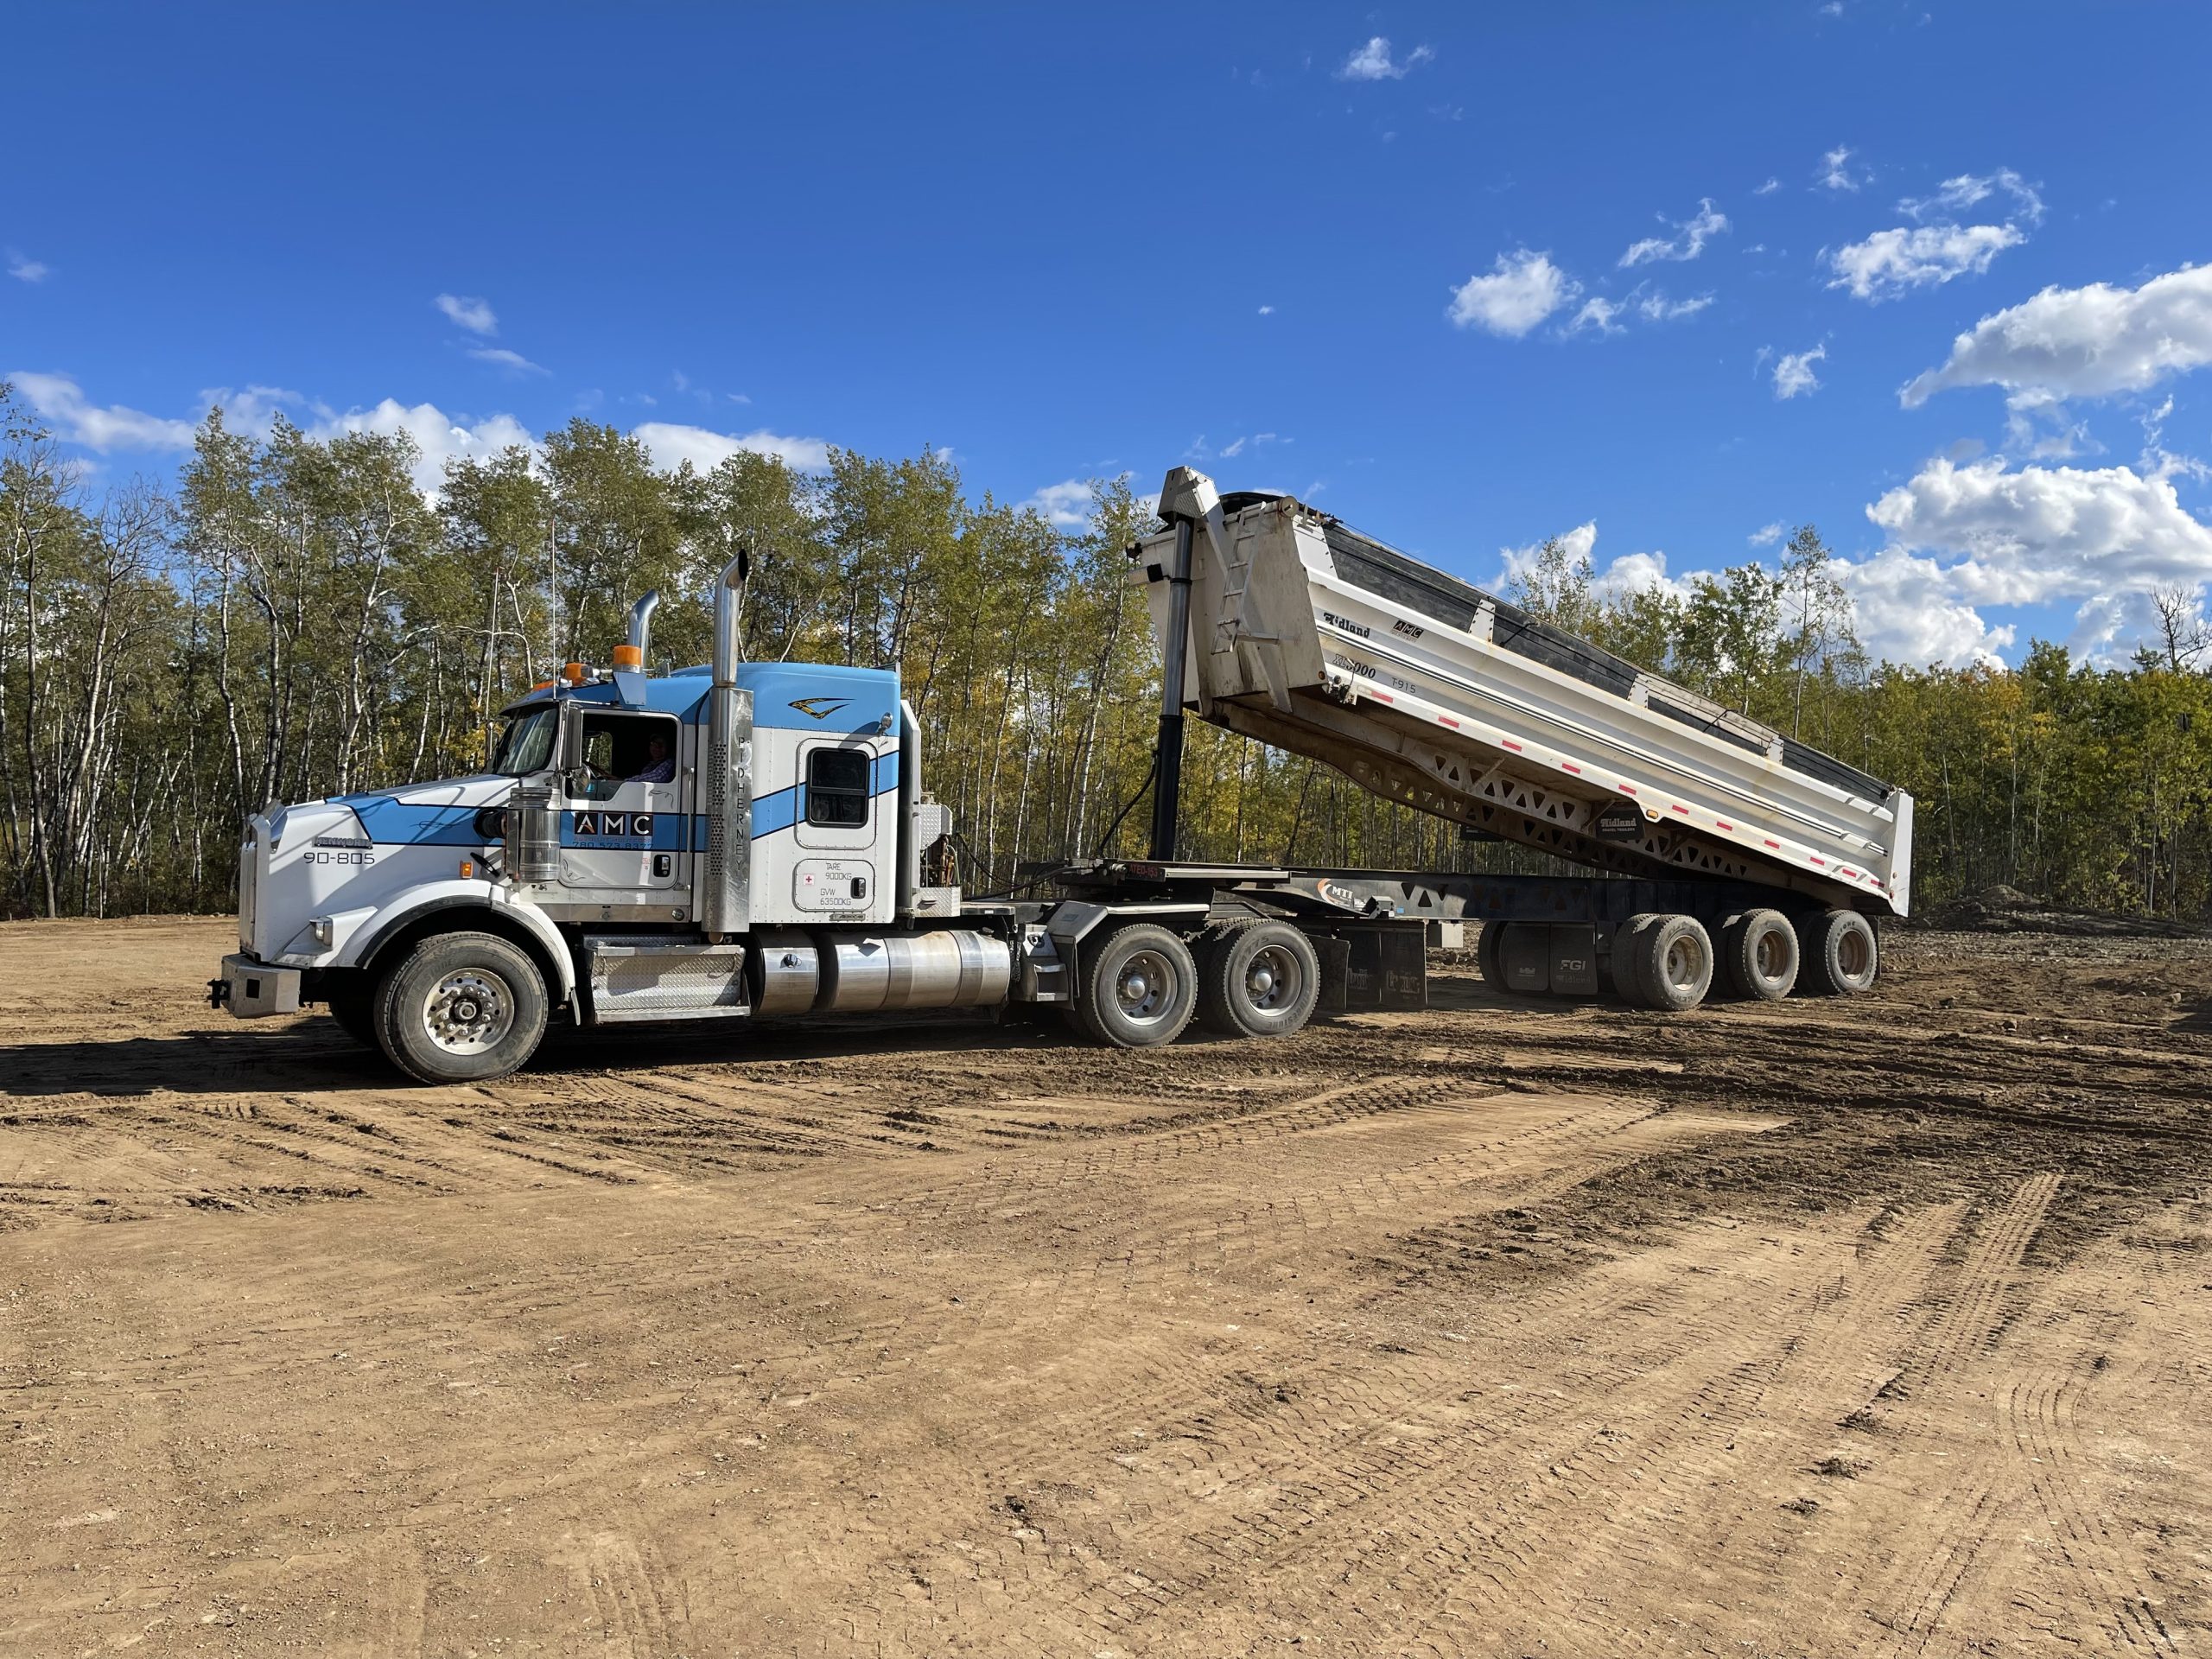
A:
[210, 953, 302, 1018]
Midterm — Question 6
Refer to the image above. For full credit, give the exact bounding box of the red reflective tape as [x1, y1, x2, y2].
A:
[1440, 715, 1460, 728]
[1763, 838, 1781, 849]
[1810, 855, 1826, 865]
[1373, 690, 1394, 702]
[1560, 761, 1581, 773]
[1715, 819, 1733, 830]
[1669, 804, 1688, 815]
[1840, 868, 1857, 878]
[1618, 783, 1637, 795]
[1502, 739, 1522, 751]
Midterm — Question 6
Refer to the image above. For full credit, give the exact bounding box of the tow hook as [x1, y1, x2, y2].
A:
[207, 976, 230, 1009]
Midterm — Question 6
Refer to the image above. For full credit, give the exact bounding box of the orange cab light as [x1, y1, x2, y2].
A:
[612, 643, 643, 671]
[531, 679, 554, 690]
[458, 859, 475, 880]
[563, 661, 587, 685]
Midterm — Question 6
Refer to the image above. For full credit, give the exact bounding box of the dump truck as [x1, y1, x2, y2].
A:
[212, 467, 1911, 1083]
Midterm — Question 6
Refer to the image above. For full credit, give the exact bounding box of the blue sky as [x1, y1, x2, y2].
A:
[7, 2, 2210, 668]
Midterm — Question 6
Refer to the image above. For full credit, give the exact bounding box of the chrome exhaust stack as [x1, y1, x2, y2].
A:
[702, 548, 754, 940]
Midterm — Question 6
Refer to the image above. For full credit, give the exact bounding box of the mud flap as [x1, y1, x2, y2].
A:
[1301, 920, 1427, 1013]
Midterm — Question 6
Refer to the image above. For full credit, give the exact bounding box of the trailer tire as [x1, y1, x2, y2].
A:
[1797, 909, 1878, 997]
[1476, 920, 1510, 994]
[1633, 914, 1713, 1012]
[1611, 913, 1664, 1007]
[1722, 908, 1799, 1002]
[1198, 920, 1319, 1039]
[373, 930, 550, 1084]
[1076, 924, 1198, 1048]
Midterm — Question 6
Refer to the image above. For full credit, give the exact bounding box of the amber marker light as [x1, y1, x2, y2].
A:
[459, 859, 475, 880]
[613, 644, 643, 671]
[563, 661, 587, 685]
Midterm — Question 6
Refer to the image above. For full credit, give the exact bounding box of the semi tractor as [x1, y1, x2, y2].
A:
[213, 467, 1913, 1084]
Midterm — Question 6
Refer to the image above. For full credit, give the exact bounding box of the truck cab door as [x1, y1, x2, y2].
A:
[560, 707, 681, 890]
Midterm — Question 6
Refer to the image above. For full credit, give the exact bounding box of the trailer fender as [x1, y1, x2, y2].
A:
[335, 885, 578, 1002]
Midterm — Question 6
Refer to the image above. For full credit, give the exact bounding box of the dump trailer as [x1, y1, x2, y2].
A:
[210, 466, 1910, 1084]
[1121, 468, 1912, 1009]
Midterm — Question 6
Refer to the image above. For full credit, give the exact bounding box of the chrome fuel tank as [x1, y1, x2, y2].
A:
[748, 927, 1012, 1015]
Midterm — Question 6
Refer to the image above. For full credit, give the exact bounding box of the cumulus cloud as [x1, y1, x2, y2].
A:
[1448, 249, 1579, 338]
[7, 250, 48, 283]
[1637, 290, 1713, 321]
[1826, 222, 2024, 302]
[1499, 523, 1705, 605]
[1900, 264, 2212, 406]
[1749, 522, 1783, 547]
[1338, 36, 1434, 79]
[1620, 199, 1729, 266]
[1818, 145, 1869, 192]
[1898, 168, 2044, 225]
[1773, 345, 1827, 399]
[9, 372, 199, 452]
[633, 421, 832, 475]
[467, 346, 549, 376]
[309, 400, 536, 493]
[1860, 454, 2212, 660]
[434, 293, 498, 335]
[1838, 549, 2016, 666]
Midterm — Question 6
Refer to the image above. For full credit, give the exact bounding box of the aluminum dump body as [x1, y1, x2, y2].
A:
[1133, 485, 1913, 916]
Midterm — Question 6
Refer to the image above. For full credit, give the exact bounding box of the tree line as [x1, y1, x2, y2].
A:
[3, 380, 2209, 923]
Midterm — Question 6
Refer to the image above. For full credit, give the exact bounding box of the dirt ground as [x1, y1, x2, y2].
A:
[3, 919, 2209, 1657]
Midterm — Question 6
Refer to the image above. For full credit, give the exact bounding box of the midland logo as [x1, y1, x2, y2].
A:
[788, 696, 851, 721]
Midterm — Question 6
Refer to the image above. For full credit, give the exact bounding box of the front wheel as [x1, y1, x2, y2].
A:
[1076, 924, 1198, 1048]
[373, 931, 550, 1084]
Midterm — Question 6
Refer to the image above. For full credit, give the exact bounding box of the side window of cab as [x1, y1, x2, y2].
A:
[569, 710, 680, 803]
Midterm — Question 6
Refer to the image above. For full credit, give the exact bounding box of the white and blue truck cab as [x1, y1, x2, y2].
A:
[214, 537, 1412, 1083]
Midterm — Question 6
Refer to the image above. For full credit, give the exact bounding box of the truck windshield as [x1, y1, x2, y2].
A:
[490, 707, 558, 776]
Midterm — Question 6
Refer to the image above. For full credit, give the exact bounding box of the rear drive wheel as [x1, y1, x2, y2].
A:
[1077, 924, 1198, 1048]
[1198, 920, 1319, 1039]
[374, 931, 550, 1084]
[1611, 913, 1664, 1007]
[1722, 908, 1799, 1001]
[1632, 914, 1713, 1012]
[1796, 909, 1878, 996]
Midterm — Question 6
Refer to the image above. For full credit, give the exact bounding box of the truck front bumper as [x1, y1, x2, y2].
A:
[210, 953, 302, 1018]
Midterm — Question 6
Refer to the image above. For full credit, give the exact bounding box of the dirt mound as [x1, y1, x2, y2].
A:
[1912, 883, 2212, 939]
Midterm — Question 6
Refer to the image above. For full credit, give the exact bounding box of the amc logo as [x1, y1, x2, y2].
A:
[574, 810, 652, 838]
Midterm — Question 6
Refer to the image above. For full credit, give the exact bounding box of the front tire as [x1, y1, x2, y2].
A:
[1077, 924, 1197, 1048]
[373, 931, 550, 1084]
[1197, 920, 1319, 1039]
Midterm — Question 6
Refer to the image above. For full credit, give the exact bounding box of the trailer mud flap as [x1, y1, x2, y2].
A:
[1301, 920, 1427, 1013]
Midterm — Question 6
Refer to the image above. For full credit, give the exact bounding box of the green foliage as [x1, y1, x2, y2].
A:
[3, 377, 2210, 921]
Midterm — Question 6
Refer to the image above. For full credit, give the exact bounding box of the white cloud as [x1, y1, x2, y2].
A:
[1021, 479, 1103, 529]
[1898, 168, 2043, 225]
[1838, 548, 2016, 666]
[1338, 36, 1433, 80]
[310, 400, 536, 493]
[10, 372, 198, 452]
[1448, 249, 1579, 338]
[7, 250, 48, 283]
[434, 293, 498, 335]
[1257, 304, 1274, 315]
[1862, 454, 2212, 660]
[1749, 522, 1784, 546]
[1826, 222, 2024, 301]
[467, 346, 550, 376]
[1753, 177, 1781, 196]
[1818, 145, 1869, 192]
[1500, 521, 1599, 587]
[1637, 291, 1713, 321]
[1566, 296, 1624, 337]
[1620, 199, 1729, 266]
[1501, 523, 1707, 606]
[1773, 345, 1827, 399]
[633, 421, 832, 475]
[1901, 264, 2212, 406]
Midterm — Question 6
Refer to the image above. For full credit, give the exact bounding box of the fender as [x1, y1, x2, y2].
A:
[336, 883, 578, 1001]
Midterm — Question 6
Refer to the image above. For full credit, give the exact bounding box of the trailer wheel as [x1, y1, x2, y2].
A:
[1611, 913, 1664, 1007]
[1198, 920, 1319, 1039]
[1796, 909, 1878, 996]
[1722, 909, 1799, 1002]
[1633, 915, 1713, 1012]
[1077, 924, 1198, 1048]
[373, 930, 550, 1084]
[1477, 920, 1512, 995]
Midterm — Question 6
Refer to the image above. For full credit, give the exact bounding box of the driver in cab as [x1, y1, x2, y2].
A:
[628, 733, 675, 784]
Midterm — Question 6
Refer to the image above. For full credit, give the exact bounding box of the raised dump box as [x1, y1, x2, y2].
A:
[1132, 472, 1913, 918]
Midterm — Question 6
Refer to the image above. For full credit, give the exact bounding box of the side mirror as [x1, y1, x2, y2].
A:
[558, 709, 590, 794]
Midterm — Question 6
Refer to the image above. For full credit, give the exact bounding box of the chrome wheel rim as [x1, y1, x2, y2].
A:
[1116, 950, 1178, 1027]
[1662, 935, 1707, 992]
[422, 968, 514, 1054]
[1244, 944, 1302, 1013]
